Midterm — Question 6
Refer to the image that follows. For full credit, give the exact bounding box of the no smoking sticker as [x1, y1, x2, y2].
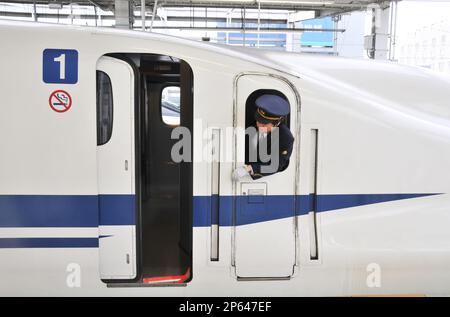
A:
[49, 90, 72, 113]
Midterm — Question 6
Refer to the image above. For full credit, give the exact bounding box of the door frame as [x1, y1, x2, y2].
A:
[99, 54, 143, 284]
[98, 53, 194, 285]
[231, 71, 302, 280]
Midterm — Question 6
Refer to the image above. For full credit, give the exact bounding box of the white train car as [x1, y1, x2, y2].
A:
[1, 20, 450, 296]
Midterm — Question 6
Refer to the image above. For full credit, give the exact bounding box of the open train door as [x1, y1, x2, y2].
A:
[233, 73, 299, 279]
[96, 56, 137, 281]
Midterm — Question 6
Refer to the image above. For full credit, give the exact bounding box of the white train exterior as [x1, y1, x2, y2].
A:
[1, 20, 450, 296]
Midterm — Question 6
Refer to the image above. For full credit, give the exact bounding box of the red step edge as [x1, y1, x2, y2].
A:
[143, 267, 191, 284]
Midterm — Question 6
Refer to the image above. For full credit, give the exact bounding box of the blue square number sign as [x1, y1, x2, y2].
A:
[43, 49, 78, 84]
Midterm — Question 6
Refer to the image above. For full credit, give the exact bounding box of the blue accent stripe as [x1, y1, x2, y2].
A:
[193, 193, 440, 227]
[0, 238, 98, 248]
[193, 194, 296, 227]
[0, 193, 440, 230]
[211, 194, 220, 225]
[237, 195, 295, 227]
[99, 195, 135, 226]
[0, 193, 441, 248]
[313, 193, 436, 213]
[0, 194, 135, 227]
[0, 195, 99, 228]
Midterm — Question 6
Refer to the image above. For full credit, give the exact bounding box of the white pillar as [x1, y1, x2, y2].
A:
[150, 0, 158, 32]
[286, 11, 302, 53]
[372, 4, 390, 60]
[389, 0, 399, 61]
[32, 1, 37, 22]
[226, 13, 230, 45]
[141, 0, 145, 31]
[115, 0, 133, 29]
[257, 1, 260, 48]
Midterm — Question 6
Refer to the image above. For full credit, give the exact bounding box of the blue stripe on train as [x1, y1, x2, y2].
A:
[0, 238, 98, 248]
[99, 195, 135, 226]
[0, 194, 135, 227]
[0, 193, 439, 228]
[193, 193, 438, 227]
[0, 193, 440, 248]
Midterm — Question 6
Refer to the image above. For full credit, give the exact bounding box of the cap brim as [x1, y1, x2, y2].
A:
[254, 110, 276, 124]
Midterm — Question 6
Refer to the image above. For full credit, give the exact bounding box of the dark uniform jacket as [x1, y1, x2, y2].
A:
[245, 123, 294, 180]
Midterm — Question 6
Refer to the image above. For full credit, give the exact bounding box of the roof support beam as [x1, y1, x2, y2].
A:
[148, 26, 345, 33]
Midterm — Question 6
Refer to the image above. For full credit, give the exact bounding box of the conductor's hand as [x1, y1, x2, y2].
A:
[232, 165, 251, 181]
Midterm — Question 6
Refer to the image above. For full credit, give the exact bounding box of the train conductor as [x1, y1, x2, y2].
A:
[232, 94, 294, 180]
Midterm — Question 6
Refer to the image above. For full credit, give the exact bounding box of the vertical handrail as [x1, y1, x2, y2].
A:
[309, 129, 319, 260]
[210, 129, 221, 261]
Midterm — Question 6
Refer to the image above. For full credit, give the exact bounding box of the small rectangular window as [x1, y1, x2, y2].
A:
[96, 71, 113, 145]
[161, 86, 180, 126]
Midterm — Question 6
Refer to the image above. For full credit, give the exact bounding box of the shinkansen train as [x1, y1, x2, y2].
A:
[1, 20, 450, 296]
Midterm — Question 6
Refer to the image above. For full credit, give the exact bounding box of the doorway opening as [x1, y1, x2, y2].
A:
[139, 54, 193, 283]
[106, 53, 194, 284]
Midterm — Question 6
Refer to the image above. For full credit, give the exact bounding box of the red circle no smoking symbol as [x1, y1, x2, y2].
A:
[49, 90, 72, 113]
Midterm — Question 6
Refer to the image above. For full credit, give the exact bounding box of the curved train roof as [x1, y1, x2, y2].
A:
[234, 47, 450, 125]
[3, 20, 450, 123]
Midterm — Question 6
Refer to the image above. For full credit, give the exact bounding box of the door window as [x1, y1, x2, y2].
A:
[161, 86, 180, 126]
[96, 71, 113, 145]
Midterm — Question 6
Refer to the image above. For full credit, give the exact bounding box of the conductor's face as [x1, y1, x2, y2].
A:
[256, 121, 275, 133]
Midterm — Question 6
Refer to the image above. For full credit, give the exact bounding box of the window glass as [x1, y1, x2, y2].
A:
[161, 86, 180, 126]
[244, 89, 292, 172]
[96, 71, 113, 145]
